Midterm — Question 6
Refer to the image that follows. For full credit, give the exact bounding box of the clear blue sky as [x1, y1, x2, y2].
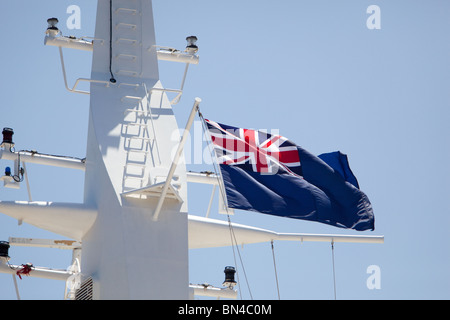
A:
[0, 0, 449, 300]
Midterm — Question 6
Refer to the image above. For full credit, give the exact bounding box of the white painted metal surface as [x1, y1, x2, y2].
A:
[78, 0, 190, 299]
[44, 35, 94, 51]
[44, 33, 200, 65]
[0, 148, 85, 171]
[0, 201, 96, 241]
[188, 215, 384, 249]
[189, 284, 237, 299]
[8, 237, 81, 250]
[156, 50, 199, 64]
[0, 257, 72, 281]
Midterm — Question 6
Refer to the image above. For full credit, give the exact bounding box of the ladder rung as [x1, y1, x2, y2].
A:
[116, 23, 137, 30]
[126, 151, 148, 164]
[115, 8, 139, 15]
[122, 95, 143, 101]
[124, 109, 149, 115]
[125, 163, 147, 168]
[118, 83, 141, 88]
[124, 176, 145, 181]
[116, 38, 139, 46]
[127, 149, 149, 154]
[128, 136, 153, 141]
[116, 54, 137, 61]
[116, 70, 140, 77]
[125, 122, 148, 127]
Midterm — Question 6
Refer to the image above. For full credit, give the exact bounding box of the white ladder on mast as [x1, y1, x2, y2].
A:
[113, 1, 154, 195]
[122, 94, 157, 194]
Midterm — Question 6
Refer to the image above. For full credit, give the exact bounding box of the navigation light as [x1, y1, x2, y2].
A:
[186, 36, 198, 54]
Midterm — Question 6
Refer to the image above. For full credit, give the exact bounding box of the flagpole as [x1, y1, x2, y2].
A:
[153, 97, 201, 221]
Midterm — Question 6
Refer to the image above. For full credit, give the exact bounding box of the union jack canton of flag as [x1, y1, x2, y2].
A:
[205, 119, 302, 177]
[204, 119, 375, 231]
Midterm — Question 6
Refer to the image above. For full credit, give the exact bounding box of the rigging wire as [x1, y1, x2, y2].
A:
[227, 220, 243, 299]
[331, 241, 337, 300]
[198, 110, 253, 300]
[271, 241, 281, 300]
[226, 214, 253, 300]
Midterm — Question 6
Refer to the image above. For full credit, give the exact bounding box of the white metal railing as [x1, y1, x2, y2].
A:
[58, 47, 111, 95]
[46, 33, 197, 100]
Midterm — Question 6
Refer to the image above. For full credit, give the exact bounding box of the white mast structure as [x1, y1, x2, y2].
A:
[0, 0, 383, 300]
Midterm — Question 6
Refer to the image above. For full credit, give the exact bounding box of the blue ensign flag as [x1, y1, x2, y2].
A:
[205, 119, 374, 231]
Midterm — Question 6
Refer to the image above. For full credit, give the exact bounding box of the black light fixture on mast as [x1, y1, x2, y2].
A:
[0, 241, 10, 260]
[46, 17, 60, 37]
[223, 266, 237, 289]
[185, 36, 198, 54]
[2, 128, 13, 144]
[1, 128, 14, 148]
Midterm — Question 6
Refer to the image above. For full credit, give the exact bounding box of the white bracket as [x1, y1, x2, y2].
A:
[121, 182, 182, 202]
[58, 47, 111, 95]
